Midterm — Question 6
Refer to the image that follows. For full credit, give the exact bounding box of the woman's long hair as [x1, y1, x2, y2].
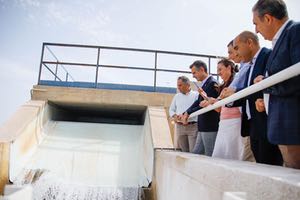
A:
[218, 58, 239, 93]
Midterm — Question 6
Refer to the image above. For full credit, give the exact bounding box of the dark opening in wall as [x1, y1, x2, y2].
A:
[48, 101, 146, 125]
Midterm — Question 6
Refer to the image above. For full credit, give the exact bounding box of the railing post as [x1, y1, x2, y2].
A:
[37, 43, 45, 85]
[95, 48, 101, 88]
[66, 73, 69, 82]
[54, 63, 58, 81]
[208, 57, 211, 74]
[154, 52, 158, 92]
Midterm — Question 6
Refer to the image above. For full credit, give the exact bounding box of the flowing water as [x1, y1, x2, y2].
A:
[14, 121, 148, 200]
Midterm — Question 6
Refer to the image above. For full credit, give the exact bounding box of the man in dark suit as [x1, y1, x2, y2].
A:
[252, 0, 300, 168]
[221, 31, 283, 165]
[180, 60, 220, 156]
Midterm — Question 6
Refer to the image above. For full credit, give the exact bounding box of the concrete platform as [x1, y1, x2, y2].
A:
[154, 151, 300, 200]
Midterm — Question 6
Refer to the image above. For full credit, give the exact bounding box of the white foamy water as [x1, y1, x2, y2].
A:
[30, 172, 141, 200]
[15, 121, 149, 200]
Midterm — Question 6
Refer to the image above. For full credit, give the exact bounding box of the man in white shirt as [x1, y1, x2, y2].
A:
[169, 76, 198, 152]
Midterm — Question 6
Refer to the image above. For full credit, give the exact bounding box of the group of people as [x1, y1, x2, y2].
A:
[169, 0, 300, 169]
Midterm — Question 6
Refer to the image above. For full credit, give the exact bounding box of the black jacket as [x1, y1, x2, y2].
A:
[186, 76, 220, 132]
[234, 47, 271, 139]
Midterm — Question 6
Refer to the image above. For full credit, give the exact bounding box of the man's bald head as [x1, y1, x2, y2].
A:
[237, 31, 259, 46]
[233, 31, 260, 62]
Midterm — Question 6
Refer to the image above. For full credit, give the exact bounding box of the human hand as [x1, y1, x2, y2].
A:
[181, 112, 189, 125]
[255, 98, 265, 112]
[200, 100, 210, 107]
[200, 97, 218, 107]
[254, 75, 264, 84]
[172, 114, 179, 123]
[208, 97, 217, 104]
[219, 87, 236, 99]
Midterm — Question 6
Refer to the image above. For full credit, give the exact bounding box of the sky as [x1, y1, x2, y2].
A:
[0, 0, 299, 125]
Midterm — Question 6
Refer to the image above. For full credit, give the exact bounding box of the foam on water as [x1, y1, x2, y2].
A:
[31, 172, 141, 200]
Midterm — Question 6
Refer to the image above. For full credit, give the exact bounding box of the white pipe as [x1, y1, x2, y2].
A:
[189, 62, 300, 118]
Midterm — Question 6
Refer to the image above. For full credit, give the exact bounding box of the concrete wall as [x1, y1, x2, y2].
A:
[0, 143, 9, 195]
[141, 109, 154, 184]
[31, 85, 176, 145]
[154, 151, 300, 200]
[0, 101, 48, 194]
[148, 107, 173, 149]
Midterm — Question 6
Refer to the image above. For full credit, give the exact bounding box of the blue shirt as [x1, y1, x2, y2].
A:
[229, 62, 251, 90]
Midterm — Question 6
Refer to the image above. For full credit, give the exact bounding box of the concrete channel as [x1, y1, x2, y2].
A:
[0, 85, 299, 200]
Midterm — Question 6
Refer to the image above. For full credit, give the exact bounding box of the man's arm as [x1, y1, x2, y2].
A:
[185, 97, 201, 115]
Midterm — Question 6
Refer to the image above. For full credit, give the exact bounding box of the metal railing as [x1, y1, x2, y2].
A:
[38, 42, 223, 91]
[190, 61, 300, 118]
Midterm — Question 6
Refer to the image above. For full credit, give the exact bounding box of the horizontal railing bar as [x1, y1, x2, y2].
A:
[157, 69, 190, 73]
[189, 62, 300, 118]
[42, 61, 192, 73]
[156, 69, 219, 77]
[43, 42, 222, 58]
[43, 61, 219, 76]
[101, 65, 155, 71]
[43, 61, 155, 72]
[43, 61, 97, 67]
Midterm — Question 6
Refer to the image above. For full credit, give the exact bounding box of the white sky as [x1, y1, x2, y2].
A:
[0, 0, 299, 124]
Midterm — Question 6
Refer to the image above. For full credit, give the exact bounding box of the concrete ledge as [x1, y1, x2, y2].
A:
[31, 85, 174, 108]
[154, 151, 300, 200]
[39, 80, 177, 94]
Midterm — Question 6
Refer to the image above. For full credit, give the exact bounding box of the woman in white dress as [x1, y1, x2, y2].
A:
[200, 58, 245, 160]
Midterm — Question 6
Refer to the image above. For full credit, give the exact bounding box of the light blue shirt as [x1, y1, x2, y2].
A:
[229, 62, 250, 90]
